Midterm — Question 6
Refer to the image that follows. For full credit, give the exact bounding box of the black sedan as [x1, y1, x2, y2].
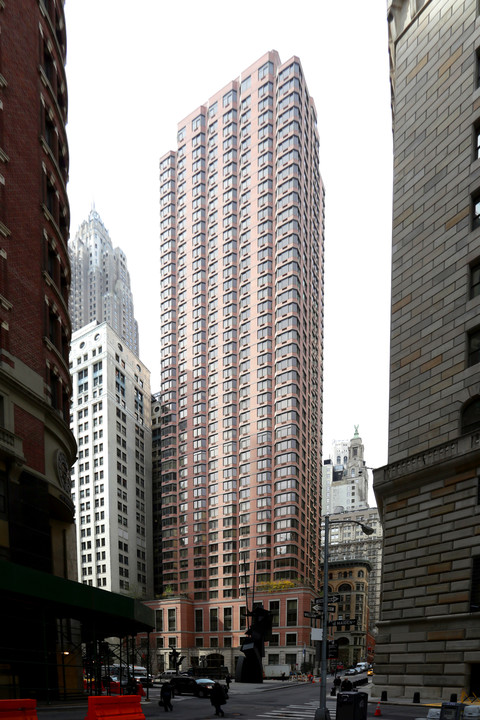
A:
[169, 676, 227, 698]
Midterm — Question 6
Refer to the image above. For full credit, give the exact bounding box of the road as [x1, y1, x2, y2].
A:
[37, 682, 433, 720]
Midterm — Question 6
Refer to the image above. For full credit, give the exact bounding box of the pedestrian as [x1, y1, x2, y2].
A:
[126, 677, 137, 695]
[281, 672, 286, 681]
[225, 672, 231, 690]
[160, 682, 173, 712]
[341, 678, 353, 692]
[210, 681, 227, 717]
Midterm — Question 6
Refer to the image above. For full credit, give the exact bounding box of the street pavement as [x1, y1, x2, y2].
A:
[145, 678, 443, 707]
[214, 676, 465, 709]
[35, 677, 449, 713]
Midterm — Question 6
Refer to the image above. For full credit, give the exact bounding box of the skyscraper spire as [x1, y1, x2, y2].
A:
[69, 209, 139, 354]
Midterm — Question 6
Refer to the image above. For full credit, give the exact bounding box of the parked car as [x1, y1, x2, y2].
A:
[344, 668, 357, 675]
[170, 676, 228, 699]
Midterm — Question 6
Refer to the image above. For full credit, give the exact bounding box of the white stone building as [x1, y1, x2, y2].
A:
[69, 321, 153, 597]
[322, 432, 383, 630]
[322, 431, 369, 515]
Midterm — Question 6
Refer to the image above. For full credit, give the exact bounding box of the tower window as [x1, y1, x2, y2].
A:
[461, 397, 480, 435]
[467, 328, 480, 366]
[470, 260, 480, 299]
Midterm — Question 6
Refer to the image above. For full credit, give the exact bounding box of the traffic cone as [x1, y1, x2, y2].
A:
[375, 703, 382, 716]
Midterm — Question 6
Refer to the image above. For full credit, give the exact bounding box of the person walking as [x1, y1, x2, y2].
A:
[225, 673, 231, 691]
[210, 682, 226, 717]
[160, 682, 173, 712]
[340, 677, 353, 692]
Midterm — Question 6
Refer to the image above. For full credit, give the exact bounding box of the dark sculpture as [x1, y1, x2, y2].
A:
[235, 603, 273, 683]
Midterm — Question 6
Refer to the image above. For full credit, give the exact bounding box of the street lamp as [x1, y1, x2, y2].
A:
[315, 516, 375, 720]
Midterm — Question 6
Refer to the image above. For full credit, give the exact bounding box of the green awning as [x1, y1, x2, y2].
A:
[0, 560, 154, 637]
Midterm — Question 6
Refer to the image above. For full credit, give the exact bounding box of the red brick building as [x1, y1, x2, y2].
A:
[0, 1, 154, 701]
[0, 0, 75, 566]
[0, 0, 77, 697]
[140, 583, 318, 676]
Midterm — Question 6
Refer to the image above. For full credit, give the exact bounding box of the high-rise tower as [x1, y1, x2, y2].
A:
[69, 209, 139, 355]
[147, 51, 324, 672]
[373, 0, 480, 700]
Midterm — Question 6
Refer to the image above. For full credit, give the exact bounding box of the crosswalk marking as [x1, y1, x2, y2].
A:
[256, 699, 337, 720]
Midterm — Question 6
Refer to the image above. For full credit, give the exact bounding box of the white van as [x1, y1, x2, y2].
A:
[355, 662, 368, 673]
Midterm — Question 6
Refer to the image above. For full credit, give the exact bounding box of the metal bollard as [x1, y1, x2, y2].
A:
[381, 691, 388, 701]
[413, 692, 421, 703]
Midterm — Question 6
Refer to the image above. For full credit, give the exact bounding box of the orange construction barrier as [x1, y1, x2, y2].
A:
[84, 695, 145, 720]
[136, 683, 145, 698]
[0, 700, 37, 720]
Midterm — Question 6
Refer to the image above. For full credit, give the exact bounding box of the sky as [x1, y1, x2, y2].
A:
[64, 0, 393, 487]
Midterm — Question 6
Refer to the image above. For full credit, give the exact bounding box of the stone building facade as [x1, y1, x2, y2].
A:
[373, 0, 480, 701]
[326, 560, 372, 669]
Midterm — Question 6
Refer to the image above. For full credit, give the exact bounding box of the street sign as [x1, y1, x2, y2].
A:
[309, 605, 336, 614]
[304, 611, 322, 619]
[327, 640, 339, 659]
[314, 594, 340, 604]
[327, 617, 358, 627]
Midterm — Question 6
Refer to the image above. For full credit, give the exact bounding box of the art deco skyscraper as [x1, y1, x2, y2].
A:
[156, 50, 324, 603]
[69, 209, 139, 355]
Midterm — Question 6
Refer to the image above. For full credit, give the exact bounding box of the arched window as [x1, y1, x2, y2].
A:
[358, 570, 365, 578]
[339, 583, 352, 592]
[461, 397, 480, 435]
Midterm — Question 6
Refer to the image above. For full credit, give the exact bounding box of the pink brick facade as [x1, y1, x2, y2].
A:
[151, 50, 324, 674]
[141, 586, 318, 675]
